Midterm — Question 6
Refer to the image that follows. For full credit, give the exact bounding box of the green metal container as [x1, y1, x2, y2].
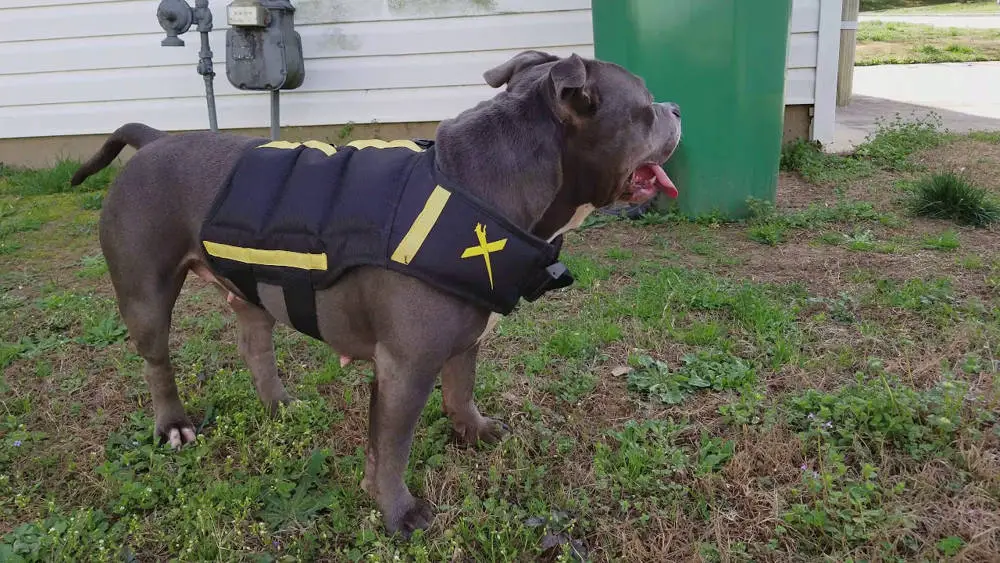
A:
[592, 0, 793, 219]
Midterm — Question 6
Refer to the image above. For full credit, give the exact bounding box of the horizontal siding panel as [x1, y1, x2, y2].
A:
[1, 0, 121, 8]
[0, 10, 593, 75]
[0, 46, 595, 108]
[1, 0, 592, 43]
[790, 0, 820, 33]
[786, 32, 818, 69]
[784, 68, 816, 105]
[294, 0, 592, 25]
[0, 85, 505, 139]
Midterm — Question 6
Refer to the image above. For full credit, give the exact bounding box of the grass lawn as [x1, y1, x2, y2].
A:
[867, 1, 1000, 14]
[857, 20, 1000, 65]
[2, 118, 1000, 561]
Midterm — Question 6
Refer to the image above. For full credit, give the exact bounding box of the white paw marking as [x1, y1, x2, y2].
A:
[168, 428, 182, 449]
[168, 427, 196, 449]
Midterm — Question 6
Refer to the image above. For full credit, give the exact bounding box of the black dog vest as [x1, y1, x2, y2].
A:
[199, 138, 574, 341]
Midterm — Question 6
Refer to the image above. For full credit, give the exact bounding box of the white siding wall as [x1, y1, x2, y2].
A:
[788, 0, 843, 145]
[0, 0, 835, 142]
[787, 0, 823, 106]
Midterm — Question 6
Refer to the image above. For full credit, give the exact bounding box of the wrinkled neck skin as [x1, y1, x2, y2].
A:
[434, 89, 590, 243]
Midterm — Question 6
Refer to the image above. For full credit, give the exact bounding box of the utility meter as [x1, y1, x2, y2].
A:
[225, 0, 305, 91]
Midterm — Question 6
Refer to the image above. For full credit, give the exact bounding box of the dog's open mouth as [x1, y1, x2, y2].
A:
[628, 163, 678, 203]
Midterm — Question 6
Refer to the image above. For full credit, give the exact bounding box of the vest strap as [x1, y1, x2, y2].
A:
[522, 261, 574, 303]
[282, 276, 323, 341]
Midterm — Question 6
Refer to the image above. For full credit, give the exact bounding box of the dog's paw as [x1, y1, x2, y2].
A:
[386, 497, 435, 539]
[476, 418, 511, 445]
[265, 395, 298, 417]
[156, 420, 197, 450]
[454, 417, 510, 447]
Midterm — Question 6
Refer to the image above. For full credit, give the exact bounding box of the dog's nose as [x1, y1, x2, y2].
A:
[667, 102, 681, 119]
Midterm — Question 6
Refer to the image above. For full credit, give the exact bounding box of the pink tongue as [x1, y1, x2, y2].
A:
[651, 164, 679, 199]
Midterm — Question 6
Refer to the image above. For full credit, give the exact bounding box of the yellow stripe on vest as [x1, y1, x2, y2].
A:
[390, 186, 451, 265]
[257, 139, 423, 154]
[347, 139, 425, 152]
[202, 241, 328, 271]
[257, 140, 338, 156]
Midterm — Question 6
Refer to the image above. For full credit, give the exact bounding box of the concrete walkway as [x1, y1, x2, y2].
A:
[859, 14, 1000, 28]
[831, 61, 1000, 152]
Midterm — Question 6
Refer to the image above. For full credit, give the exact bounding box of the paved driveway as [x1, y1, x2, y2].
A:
[831, 61, 1000, 152]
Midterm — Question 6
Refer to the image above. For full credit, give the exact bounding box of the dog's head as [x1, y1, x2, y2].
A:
[484, 50, 682, 208]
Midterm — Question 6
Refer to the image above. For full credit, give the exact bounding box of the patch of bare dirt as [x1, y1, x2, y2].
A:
[910, 139, 1000, 195]
[776, 170, 836, 210]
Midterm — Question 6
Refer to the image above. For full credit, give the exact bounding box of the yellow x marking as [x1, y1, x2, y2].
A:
[460, 223, 507, 289]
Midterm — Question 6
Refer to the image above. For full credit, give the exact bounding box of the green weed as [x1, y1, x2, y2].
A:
[781, 114, 945, 184]
[779, 139, 874, 184]
[746, 196, 897, 247]
[694, 433, 735, 475]
[921, 229, 961, 251]
[856, 114, 946, 169]
[76, 254, 108, 279]
[937, 536, 966, 557]
[871, 277, 956, 317]
[593, 419, 689, 500]
[1, 508, 125, 562]
[785, 369, 966, 459]
[857, 20, 1000, 66]
[627, 351, 756, 405]
[558, 254, 612, 290]
[748, 222, 785, 246]
[79, 193, 103, 210]
[967, 131, 1000, 144]
[673, 318, 728, 347]
[616, 266, 802, 366]
[718, 387, 767, 426]
[778, 450, 907, 554]
[605, 248, 633, 260]
[78, 314, 128, 348]
[865, 1, 1000, 14]
[843, 227, 879, 251]
[957, 254, 984, 270]
[904, 172, 1000, 227]
[544, 366, 598, 403]
[1, 159, 116, 197]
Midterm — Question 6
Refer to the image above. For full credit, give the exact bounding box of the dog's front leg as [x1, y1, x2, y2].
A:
[441, 344, 510, 446]
[362, 342, 439, 537]
[226, 292, 293, 413]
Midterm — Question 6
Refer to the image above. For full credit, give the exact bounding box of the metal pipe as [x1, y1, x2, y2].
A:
[194, 0, 219, 132]
[270, 90, 280, 140]
[202, 57, 219, 133]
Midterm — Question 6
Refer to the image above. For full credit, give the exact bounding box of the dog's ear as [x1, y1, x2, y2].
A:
[548, 53, 598, 121]
[484, 50, 559, 88]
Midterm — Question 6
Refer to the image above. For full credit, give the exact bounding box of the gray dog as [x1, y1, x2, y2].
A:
[70, 50, 681, 536]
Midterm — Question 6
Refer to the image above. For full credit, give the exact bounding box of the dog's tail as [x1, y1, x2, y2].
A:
[70, 122, 168, 187]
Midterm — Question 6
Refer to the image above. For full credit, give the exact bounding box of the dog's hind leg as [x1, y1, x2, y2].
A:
[225, 293, 293, 413]
[110, 267, 194, 449]
[441, 344, 510, 446]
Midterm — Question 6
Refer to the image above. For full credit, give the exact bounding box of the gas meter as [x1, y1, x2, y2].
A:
[154, 0, 305, 140]
[225, 0, 305, 91]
